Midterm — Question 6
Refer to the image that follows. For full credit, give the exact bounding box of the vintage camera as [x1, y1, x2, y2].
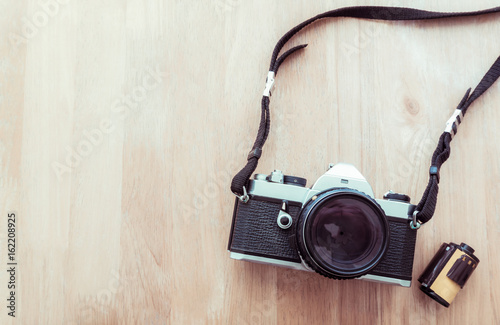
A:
[228, 163, 418, 287]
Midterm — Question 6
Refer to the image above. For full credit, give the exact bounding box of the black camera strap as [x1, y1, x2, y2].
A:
[231, 6, 500, 227]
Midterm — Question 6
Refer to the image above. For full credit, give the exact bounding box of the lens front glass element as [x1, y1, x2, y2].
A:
[304, 191, 388, 277]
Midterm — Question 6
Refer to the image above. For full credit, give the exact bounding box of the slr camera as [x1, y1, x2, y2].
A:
[228, 163, 418, 287]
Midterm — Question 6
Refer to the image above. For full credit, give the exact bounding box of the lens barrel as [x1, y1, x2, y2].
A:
[296, 188, 389, 279]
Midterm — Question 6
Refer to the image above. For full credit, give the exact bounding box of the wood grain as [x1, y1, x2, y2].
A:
[1, 1, 499, 324]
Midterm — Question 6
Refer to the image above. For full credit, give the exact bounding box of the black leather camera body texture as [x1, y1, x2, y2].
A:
[228, 196, 417, 281]
[370, 217, 417, 281]
[228, 196, 302, 262]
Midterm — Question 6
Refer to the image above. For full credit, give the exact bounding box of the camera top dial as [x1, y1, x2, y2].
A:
[254, 171, 307, 187]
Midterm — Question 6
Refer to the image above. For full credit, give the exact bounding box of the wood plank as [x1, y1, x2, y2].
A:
[0, 1, 499, 324]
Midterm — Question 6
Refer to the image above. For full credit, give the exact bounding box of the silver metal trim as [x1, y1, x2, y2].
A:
[248, 164, 412, 218]
[410, 210, 421, 229]
[233, 186, 249, 203]
[229, 252, 306, 271]
[309, 163, 375, 200]
[263, 71, 275, 97]
[248, 179, 310, 203]
[229, 252, 411, 287]
[254, 174, 268, 181]
[233, 186, 250, 203]
[360, 274, 411, 287]
[376, 199, 413, 220]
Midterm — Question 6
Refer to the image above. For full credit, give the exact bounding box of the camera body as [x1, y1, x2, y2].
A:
[228, 163, 418, 287]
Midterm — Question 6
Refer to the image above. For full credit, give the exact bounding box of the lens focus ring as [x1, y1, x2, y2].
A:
[296, 188, 389, 279]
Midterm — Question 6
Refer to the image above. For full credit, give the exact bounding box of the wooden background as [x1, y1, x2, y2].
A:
[1, 0, 499, 324]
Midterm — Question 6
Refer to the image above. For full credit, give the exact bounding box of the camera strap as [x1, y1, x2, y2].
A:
[230, 6, 500, 227]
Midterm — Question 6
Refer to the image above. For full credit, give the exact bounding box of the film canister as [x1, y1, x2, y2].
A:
[418, 242, 479, 307]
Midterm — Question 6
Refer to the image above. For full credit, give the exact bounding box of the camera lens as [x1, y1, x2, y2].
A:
[297, 189, 389, 279]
